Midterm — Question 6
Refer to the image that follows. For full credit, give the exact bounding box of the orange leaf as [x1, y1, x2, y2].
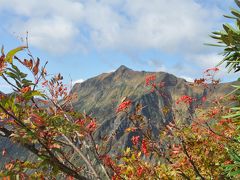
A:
[33, 58, 40, 76]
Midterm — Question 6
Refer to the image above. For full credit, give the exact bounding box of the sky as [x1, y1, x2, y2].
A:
[0, 0, 239, 92]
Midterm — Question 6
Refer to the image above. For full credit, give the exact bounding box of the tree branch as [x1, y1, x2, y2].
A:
[181, 138, 205, 180]
[0, 104, 88, 180]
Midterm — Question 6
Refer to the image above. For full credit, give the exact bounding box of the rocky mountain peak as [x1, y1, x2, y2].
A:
[115, 65, 132, 74]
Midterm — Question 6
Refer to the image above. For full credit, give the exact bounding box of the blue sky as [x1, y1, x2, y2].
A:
[0, 0, 239, 92]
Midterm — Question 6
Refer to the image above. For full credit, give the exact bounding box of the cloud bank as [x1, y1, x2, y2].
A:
[0, 0, 223, 53]
[0, 0, 236, 81]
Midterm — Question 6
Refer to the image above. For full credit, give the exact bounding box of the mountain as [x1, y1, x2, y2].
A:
[0, 65, 238, 168]
[70, 65, 238, 150]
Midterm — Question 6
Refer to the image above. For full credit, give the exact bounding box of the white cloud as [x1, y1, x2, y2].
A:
[188, 53, 222, 68]
[118, 0, 221, 53]
[180, 76, 194, 82]
[0, 0, 223, 54]
[183, 53, 239, 81]
[0, 0, 84, 53]
[0, 0, 84, 20]
[10, 17, 80, 53]
[147, 59, 166, 72]
[0, 0, 236, 82]
[73, 79, 84, 84]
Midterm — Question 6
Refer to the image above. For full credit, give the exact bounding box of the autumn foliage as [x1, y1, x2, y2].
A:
[0, 43, 239, 180]
[0, 2, 240, 179]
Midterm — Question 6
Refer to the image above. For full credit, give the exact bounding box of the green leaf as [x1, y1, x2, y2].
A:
[22, 79, 34, 86]
[229, 170, 240, 176]
[5, 46, 27, 63]
[235, 0, 240, 8]
[11, 64, 22, 74]
[1, 45, 4, 55]
[15, 80, 22, 88]
[230, 107, 240, 110]
[223, 113, 240, 118]
[5, 71, 18, 79]
[212, 31, 227, 36]
[224, 14, 238, 19]
[204, 43, 225, 47]
[19, 72, 27, 78]
[209, 35, 221, 40]
[231, 85, 240, 88]
[23, 90, 46, 100]
[231, 8, 240, 18]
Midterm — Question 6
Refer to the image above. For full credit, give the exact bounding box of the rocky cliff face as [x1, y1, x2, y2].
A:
[0, 65, 238, 164]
